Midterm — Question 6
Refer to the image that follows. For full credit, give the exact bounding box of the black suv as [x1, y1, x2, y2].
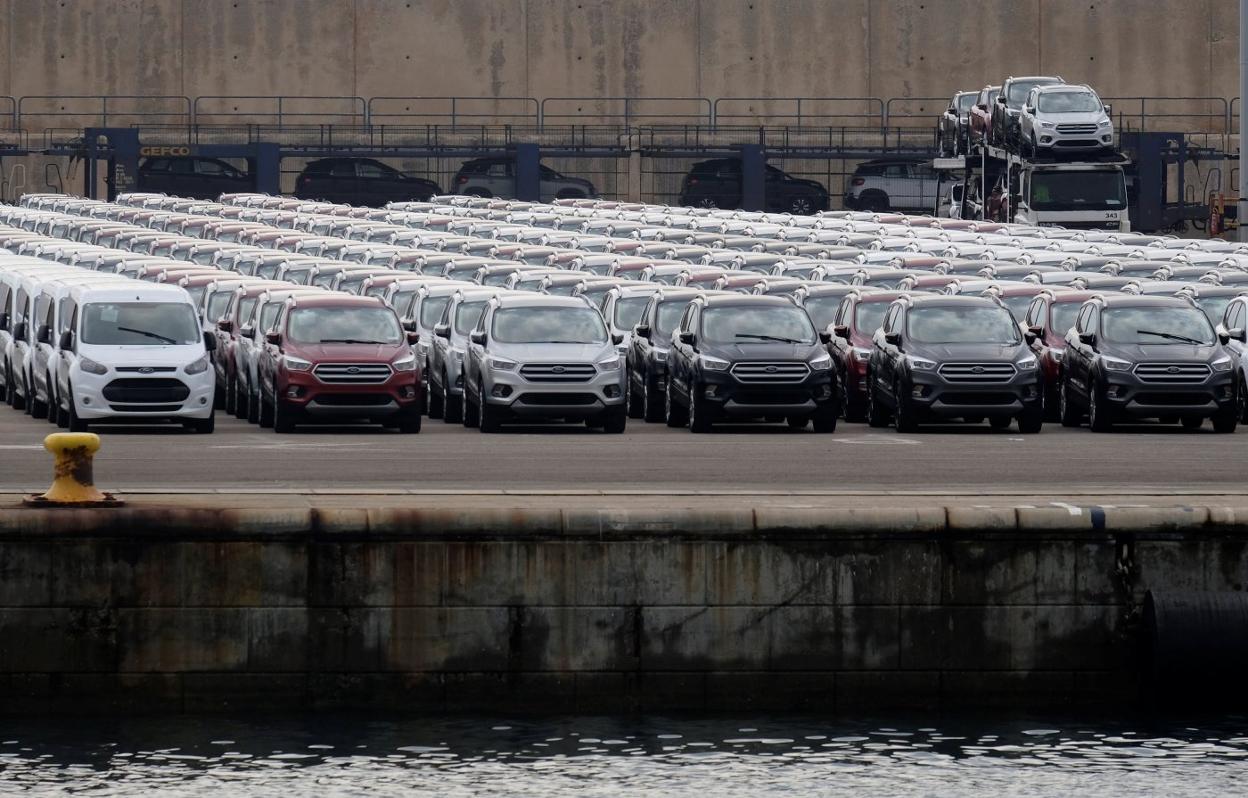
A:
[664, 294, 838, 432]
[1058, 295, 1238, 432]
[678, 159, 829, 215]
[867, 295, 1044, 433]
[627, 287, 703, 423]
[294, 158, 441, 206]
[137, 157, 251, 200]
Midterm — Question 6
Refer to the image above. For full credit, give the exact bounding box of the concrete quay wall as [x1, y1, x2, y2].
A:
[0, 503, 1243, 714]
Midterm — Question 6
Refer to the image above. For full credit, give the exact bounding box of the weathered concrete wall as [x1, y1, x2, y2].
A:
[0, 1, 1236, 116]
[0, 504, 1244, 714]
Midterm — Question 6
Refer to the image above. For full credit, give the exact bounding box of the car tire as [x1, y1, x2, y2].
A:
[1238, 375, 1248, 423]
[842, 370, 866, 422]
[223, 375, 236, 415]
[9, 375, 24, 411]
[1087, 383, 1114, 432]
[602, 406, 627, 434]
[688, 383, 713, 433]
[398, 405, 423, 434]
[273, 396, 296, 434]
[989, 415, 1012, 430]
[478, 385, 501, 433]
[66, 382, 87, 432]
[787, 196, 815, 216]
[28, 379, 47, 420]
[1180, 415, 1204, 431]
[1059, 378, 1081, 428]
[462, 384, 480, 428]
[858, 192, 889, 213]
[234, 379, 248, 420]
[892, 378, 918, 433]
[258, 389, 274, 428]
[556, 190, 586, 200]
[866, 376, 890, 428]
[786, 416, 808, 430]
[665, 380, 688, 427]
[1212, 404, 1238, 434]
[465, 188, 492, 198]
[248, 385, 261, 424]
[187, 414, 215, 434]
[643, 377, 664, 423]
[45, 375, 57, 423]
[1016, 407, 1043, 434]
[55, 396, 69, 428]
[812, 402, 837, 434]
[427, 376, 444, 419]
[695, 198, 719, 210]
[627, 379, 644, 419]
[441, 372, 462, 424]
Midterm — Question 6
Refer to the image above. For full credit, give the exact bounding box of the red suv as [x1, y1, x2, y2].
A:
[827, 290, 906, 421]
[1021, 289, 1096, 419]
[256, 294, 422, 433]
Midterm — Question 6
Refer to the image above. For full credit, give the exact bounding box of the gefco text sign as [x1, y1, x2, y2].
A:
[138, 146, 195, 157]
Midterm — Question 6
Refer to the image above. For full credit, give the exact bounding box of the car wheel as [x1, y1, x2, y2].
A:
[1059, 378, 1081, 428]
[223, 375, 236, 415]
[398, 404, 423, 434]
[66, 382, 87, 432]
[695, 198, 718, 210]
[1212, 403, 1239, 434]
[858, 192, 889, 213]
[643, 376, 664, 423]
[1180, 415, 1204, 431]
[1238, 375, 1248, 423]
[248, 384, 261, 424]
[812, 402, 838, 434]
[1088, 383, 1113, 432]
[45, 375, 57, 423]
[234, 379, 248, 420]
[688, 382, 712, 433]
[442, 371, 462, 423]
[1017, 407, 1044, 434]
[28, 377, 47, 419]
[665, 380, 688, 427]
[478, 385, 500, 433]
[989, 415, 1012, 430]
[427, 375, 444, 419]
[627, 379, 644, 419]
[462, 383, 480, 428]
[892, 378, 918, 433]
[187, 414, 215, 434]
[273, 396, 295, 433]
[54, 392, 69, 428]
[866, 375, 890, 428]
[842, 370, 866, 422]
[602, 406, 627, 434]
[787, 196, 815, 216]
[556, 189, 586, 200]
[258, 388, 275, 428]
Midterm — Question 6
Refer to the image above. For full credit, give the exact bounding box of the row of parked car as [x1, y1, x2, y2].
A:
[938, 76, 1116, 158]
[6, 188, 1248, 435]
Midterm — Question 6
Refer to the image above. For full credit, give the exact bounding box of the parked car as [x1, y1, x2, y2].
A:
[462, 294, 626, 432]
[968, 85, 1001, 147]
[453, 157, 596, 202]
[1215, 295, 1248, 421]
[137, 157, 252, 200]
[428, 287, 507, 423]
[938, 91, 980, 156]
[1059, 294, 1237, 432]
[1018, 84, 1114, 156]
[826, 290, 904, 422]
[866, 294, 1044, 432]
[992, 75, 1064, 148]
[844, 159, 947, 213]
[1022, 289, 1099, 419]
[294, 158, 441, 207]
[678, 159, 829, 215]
[664, 293, 838, 432]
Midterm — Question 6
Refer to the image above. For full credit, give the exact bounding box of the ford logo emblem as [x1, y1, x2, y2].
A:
[971, 366, 985, 374]
[765, 366, 778, 373]
[138, 367, 153, 374]
[1167, 366, 1181, 374]
[347, 367, 361, 374]
[552, 366, 566, 374]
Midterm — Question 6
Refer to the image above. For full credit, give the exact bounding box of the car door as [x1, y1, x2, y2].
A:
[910, 162, 940, 212]
[353, 160, 397, 206]
[1066, 304, 1096, 399]
[1222, 300, 1246, 359]
[712, 161, 743, 208]
[668, 304, 696, 400]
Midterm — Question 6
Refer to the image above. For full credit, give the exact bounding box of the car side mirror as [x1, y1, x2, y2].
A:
[1228, 327, 1247, 344]
[884, 331, 902, 346]
[469, 330, 486, 345]
[679, 331, 696, 346]
[634, 324, 651, 339]
[239, 325, 255, 339]
[402, 320, 418, 332]
[1078, 331, 1095, 346]
[1103, 103, 1112, 115]
[216, 318, 233, 334]
[265, 331, 282, 346]
[406, 330, 420, 345]
[818, 330, 832, 345]
[58, 330, 73, 350]
[1024, 330, 1038, 345]
[203, 332, 217, 352]
[1218, 331, 1231, 346]
[434, 322, 451, 340]
[977, 103, 988, 112]
[611, 332, 624, 345]
[833, 324, 851, 340]
[996, 96, 1006, 105]
[12, 325, 25, 343]
[1028, 325, 1044, 341]
[36, 325, 51, 345]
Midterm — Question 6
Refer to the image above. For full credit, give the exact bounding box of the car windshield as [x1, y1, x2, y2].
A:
[1001, 295, 1036, 320]
[956, 94, 978, 113]
[1029, 171, 1126, 212]
[854, 302, 890, 335]
[1050, 303, 1082, 336]
[1037, 91, 1102, 114]
[614, 296, 650, 330]
[492, 306, 608, 344]
[907, 306, 1021, 344]
[288, 307, 402, 344]
[420, 296, 450, 328]
[656, 300, 689, 339]
[205, 291, 233, 323]
[1008, 80, 1052, 107]
[1195, 296, 1233, 324]
[447, 266, 480, 281]
[1102, 306, 1215, 345]
[81, 302, 200, 346]
[238, 298, 258, 325]
[259, 303, 283, 332]
[453, 300, 489, 335]
[804, 297, 841, 330]
[702, 306, 817, 344]
[185, 286, 206, 308]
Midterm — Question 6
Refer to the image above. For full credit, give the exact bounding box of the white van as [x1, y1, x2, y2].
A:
[1, 261, 85, 409]
[54, 282, 216, 432]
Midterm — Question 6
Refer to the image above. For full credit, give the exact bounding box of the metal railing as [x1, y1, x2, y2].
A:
[367, 96, 539, 128]
[0, 97, 15, 130]
[17, 95, 192, 129]
[884, 97, 949, 128]
[192, 96, 367, 127]
[1105, 96, 1230, 133]
[540, 97, 712, 128]
[712, 97, 885, 128]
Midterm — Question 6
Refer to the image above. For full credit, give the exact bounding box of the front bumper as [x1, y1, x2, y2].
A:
[280, 369, 422, 417]
[71, 368, 216, 420]
[700, 368, 837, 417]
[485, 366, 625, 419]
[1101, 371, 1235, 418]
[1035, 129, 1114, 151]
[908, 368, 1043, 418]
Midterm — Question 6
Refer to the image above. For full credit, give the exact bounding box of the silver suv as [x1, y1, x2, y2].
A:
[453, 158, 596, 202]
[1018, 84, 1114, 156]
[428, 286, 509, 423]
[462, 294, 626, 432]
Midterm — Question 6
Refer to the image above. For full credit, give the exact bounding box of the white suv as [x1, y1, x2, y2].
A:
[1019, 84, 1114, 156]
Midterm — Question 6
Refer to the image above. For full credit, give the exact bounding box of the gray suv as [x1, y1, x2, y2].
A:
[429, 286, 509, 423]
[462, 294, 626, 432]
[453, 157, 596, 202]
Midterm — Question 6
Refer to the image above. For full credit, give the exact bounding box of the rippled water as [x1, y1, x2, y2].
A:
[0, 715, 1245, 797]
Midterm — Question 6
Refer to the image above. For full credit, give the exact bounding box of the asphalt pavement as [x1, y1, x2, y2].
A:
[0, 408, 1245, 500]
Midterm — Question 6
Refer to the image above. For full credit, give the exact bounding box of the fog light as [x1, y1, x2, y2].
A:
[287, 386, 304, 398]
[82, 396, 91, 405]
[1023, 385, 1037, 399]
[817, 384, 833, 399]
[400, 385, 416, 399]
[199, 397, 208, 405]
[704, 385, 718, 398]
[1106, 385, 1121, 399]
[912, 385, 927, 398]
[604, 385, 621, 398]
[1040, 136, 1053, 144]
[491, 384, 512, 398]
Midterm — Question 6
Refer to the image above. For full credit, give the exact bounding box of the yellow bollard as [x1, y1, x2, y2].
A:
[23, 433, 122, 507]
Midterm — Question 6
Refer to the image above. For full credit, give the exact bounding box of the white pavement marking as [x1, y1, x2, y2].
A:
[1050, 502, 1084, 516]
[834, 437, 921, 445]
[0, 445, 42, 450]
[208, 442, 380, 450]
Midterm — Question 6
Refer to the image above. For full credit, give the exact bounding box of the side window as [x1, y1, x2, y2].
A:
[486, 163, 509, 178]
[330, 161, 356, 178]
[882, 164, 909, 178]
[358, 161, 397, 179]
[144, 158, 169, 174]
[168, 159, 194, 175]
[1086, 307, 1100, 335]
[677, 305, 693, 333]
[1227, 301, 1244, 329]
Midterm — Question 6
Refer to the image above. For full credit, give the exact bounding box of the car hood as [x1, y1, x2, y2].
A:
[78, 343, 205, 367]
[287, 342, 407, 362]
[703, 341, 822, 360]
[1040, 111, 1107, 124]
[1104, 343, 1221, 362]
[489, 342, 615, 362]
[911, 343, 1028, 361]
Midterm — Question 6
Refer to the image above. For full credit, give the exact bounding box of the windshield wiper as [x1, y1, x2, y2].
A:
[1136, 329, 1207, 345]
[736, 333, 803, 344]
[319, 338, 387, 344]
[117, 326, 178, 344]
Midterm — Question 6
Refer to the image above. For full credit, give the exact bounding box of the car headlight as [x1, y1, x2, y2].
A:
[1016, 356, 1038, 371]
[906, 355, 937, 371]
[1212, 356, 1233, 372]
[1098, 119, 1113, 128]
[700, 354, 731, 371]
[809, 353, 832, 371]
[78, 357, 108, 375]
[1040, 121, 1055, 129]
[392, 354, 418, 372]
[184, 354, 211, 375]
[283, 355, 313, 372]
[488, 357, 518, 371]
[596, 355, 624, 371]
[1102, 356, 1133, 372]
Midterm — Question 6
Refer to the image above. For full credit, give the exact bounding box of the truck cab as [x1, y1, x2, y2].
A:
[1013, 163, 1129, 233]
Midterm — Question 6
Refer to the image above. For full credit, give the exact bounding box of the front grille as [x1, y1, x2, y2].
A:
[313, 393, 393, 406]
[1134, 391, 1212, 406]
[1057, 124, 1099, 134]
[114, 366, 177, 373]
[1134, 363, 1212, 384]
[107, 403, 182, 413]
[101, 378, 189, 404]
[519, 364, 596, 383]
[733, 390, 812, 405]
[937, 363, 1017, 383]
[730, 362, 811, 383]
[1053, 139, 1100, 148]
[940, 392, 1018, 405]
[517, 392, 598, 405]
[313, 363, 393, 384]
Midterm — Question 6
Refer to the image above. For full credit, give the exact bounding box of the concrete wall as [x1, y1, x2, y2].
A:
[0, 1, 1237, 119]
[0, 503, 1244, 714]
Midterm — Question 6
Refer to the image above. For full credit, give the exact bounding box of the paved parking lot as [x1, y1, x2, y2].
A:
[1, 410, 1244, 497]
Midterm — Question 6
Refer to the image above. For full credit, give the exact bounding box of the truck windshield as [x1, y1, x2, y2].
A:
[82, 302, 201, 346]
[492, 307, 608, 344]
[908, 307, 1021, 344]
[1037, 91, 1102, 113]
[288, 307, 402, 344]
[1102, 307, 1214, 345]
[703, 306, 817, 344]
[1029, 171, 1126, 212]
